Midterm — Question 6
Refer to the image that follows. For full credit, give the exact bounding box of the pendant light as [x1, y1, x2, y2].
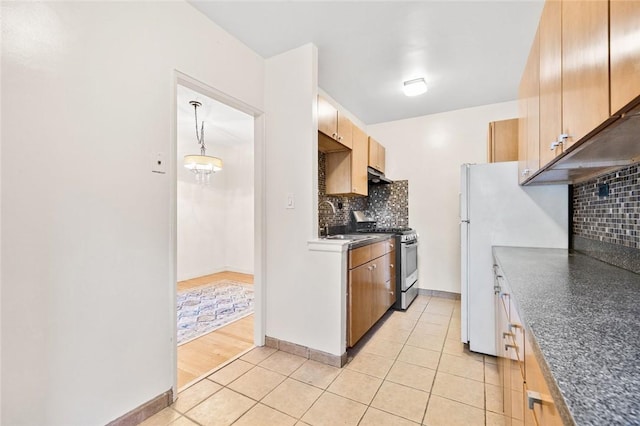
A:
[184, 100, 223, 184]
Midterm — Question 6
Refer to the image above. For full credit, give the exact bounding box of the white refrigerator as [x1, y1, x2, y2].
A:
[460, 162, 568, 356]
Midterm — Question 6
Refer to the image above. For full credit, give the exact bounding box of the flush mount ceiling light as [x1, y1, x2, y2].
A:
[403, 78, 428, 97]
[184, 100, 223, 185]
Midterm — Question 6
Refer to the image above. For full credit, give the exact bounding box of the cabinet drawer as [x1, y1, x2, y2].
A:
[369, 240, 388, 259]
[349, 245, 371, 269]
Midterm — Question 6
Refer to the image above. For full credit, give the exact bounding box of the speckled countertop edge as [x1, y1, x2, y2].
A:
[492, 246, 640, 426]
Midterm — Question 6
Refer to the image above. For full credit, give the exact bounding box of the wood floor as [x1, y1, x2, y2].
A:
[177, 271, 255, 389]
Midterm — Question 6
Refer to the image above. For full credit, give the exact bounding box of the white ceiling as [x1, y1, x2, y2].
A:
[177, 84, 253, 155]
[189, 1, 544, 125]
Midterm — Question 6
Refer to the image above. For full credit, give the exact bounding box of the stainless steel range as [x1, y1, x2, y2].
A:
[352, 212, 419, 310]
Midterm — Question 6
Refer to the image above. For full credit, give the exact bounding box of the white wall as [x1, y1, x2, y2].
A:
[367, 101, 519, 294]
[177, 142, 254, 282]
[1, 2, 264, 424]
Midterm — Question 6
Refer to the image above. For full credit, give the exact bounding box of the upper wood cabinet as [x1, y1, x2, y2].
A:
[518, 29, 540, 183]
[610, 0, 640, 115]
[488, 118, 519, 163]
[538, 0, 563, 167]
[325, 125, 368, 196]
[318, 96, 353, 152]
[368, 137, 385, 173]
[561, 0, 609, 150]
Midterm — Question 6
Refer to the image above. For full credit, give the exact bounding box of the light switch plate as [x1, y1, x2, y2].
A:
[152, 152, 167, 174]
[286, 193, 295, 209]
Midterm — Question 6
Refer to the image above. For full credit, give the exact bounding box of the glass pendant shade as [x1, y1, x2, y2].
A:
[183, 154, 223, 173]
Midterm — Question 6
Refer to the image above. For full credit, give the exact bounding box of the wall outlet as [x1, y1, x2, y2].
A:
[286, 193, 295, 209]
[152, 152, 167, 174]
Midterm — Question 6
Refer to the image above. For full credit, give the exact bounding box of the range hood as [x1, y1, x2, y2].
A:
[368, 167, 393, 184]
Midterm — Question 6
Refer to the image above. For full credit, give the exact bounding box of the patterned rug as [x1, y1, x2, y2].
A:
[177, 279, 254, 346]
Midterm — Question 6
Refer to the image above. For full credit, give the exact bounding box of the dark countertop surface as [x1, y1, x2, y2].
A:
[492, 247, 640, 426]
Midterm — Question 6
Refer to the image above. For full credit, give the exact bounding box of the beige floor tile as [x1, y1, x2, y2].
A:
[437, 353, 484, 382]
[359, 407, 420, 426]
[385, 360, 436, 393]
[381, 316, 418, 331]
[405, 331, 445, 352]
[485, 355, 498, 365]
[290, 359, 341, 389]
[412, 322, 448, 337]
[446, 326, 461, 341]
[345, 351, 394, 378]
[327, 369, 383, 404]
[442, 339, 484, 362]
[486, 411, 508, 426]
[485, 362, 501, 386]
[397, 345, 441, 370]
[259, 351, 307, 376]
[361, 337, 404, 359]
[207, 360, 254, 386]
[370, 381, 429, 423]
[423, 304, 454, 316]
[423, 395, 484, 426]
[301, 392, 367, 426]
[390, 309, 423, 321]
[262, 378, 322, 418]
[240, 346, 277, 365]
[169, 417, 198, 426]
[233, 403, 296, 426]
[173, 379, 222, 413]
[406, 302, 426, 315]
[139, 407, 181, 426]
[431, 372, 484, 409]
[418, 312, 451, 326]
[186, 388, 255, 426]
[369, 327, 411, 344]
[485, 382, 504, 414]
[228, 366, 286, 400]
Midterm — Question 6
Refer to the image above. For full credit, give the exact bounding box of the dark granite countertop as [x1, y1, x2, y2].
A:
[492, 247, 640, 426]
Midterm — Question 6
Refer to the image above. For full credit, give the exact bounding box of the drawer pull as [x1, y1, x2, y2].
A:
[505, 343, 518, 351]
[509, 323, 522, 332]
[502, 332, 514, 339]
[527, 390, 553, 410]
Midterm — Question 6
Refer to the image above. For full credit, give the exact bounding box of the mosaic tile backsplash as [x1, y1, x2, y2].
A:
[318, 152, 409, 234]
[572, 162, 640, 271]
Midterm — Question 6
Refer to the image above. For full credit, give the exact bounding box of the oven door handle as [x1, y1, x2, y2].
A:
[403, 240, 418, 247]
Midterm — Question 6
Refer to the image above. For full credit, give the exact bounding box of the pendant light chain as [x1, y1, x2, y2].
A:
[193, 102, 206, 156]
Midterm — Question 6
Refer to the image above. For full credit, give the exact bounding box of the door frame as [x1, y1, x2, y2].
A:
[170, 70, 266, 396]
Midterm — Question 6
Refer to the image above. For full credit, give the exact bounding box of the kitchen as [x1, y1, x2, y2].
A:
[2, 1, 639, 426]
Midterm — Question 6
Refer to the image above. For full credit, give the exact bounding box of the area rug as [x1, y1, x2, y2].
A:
[177, 280, 254, 346]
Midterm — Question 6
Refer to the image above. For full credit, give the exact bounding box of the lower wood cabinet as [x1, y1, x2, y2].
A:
[494, 262, 563, 426]
[348, 239, 396, 347]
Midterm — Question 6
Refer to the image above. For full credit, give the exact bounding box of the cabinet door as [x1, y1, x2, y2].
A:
[488, 119, 519, 163]
[371, 256, 388, 322]
[348, 263, 373, 347]
[527, 29, 540, 177]
[610, 0, 640, 114]
[351, 125, 368, 196]
[318, 96, 337, 138]
[368, 137, 385, 173]
[562, 0, 609, 149]
[518, 78, 529, 184]
[524, 332, 563, 426]
[539, 0, 563, 166]
[337, 113, 353, 149]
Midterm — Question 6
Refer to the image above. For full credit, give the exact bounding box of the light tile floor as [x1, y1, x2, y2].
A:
[141, 295, 510, 426]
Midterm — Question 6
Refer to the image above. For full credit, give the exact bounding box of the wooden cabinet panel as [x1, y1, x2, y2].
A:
[561, 0, 609, 149]
[488, 119, 519, 163]
[318, 95, 352, 152]
[518, 29, 540, 183]
[348, 264, 373, 347]
[524, 332, 563, 426]
[349, 245, 371, 269]
[325, 124, 368, 196]
[610, 0, 640, 115]
[539, 0, 563, 166]
[368, 137, 386, 173]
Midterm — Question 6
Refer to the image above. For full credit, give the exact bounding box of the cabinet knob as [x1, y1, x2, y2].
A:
[390, 243, 394, 249]
[332, 132, 337, 138]
[521, 169, 530, 177]
[372, 263, 377, 269]
[367, 266, 373, 271]
[338, 136, 343, 141]
[353, 187, 357, 191]
[390, 264, 394, 268]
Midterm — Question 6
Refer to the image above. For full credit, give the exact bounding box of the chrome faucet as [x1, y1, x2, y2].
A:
[319, 200, 337, 236]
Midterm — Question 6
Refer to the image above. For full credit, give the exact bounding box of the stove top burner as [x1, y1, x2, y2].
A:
[357, 227, 414, 234]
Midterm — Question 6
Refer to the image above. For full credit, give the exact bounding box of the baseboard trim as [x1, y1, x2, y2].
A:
[418, 288, 461, 300]
[107, 389, 173, 426]
[265, 336, 347, 368]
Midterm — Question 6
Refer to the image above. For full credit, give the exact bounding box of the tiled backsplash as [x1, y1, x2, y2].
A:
[572, 162, 640, 272]
[318, 152, 409, 233]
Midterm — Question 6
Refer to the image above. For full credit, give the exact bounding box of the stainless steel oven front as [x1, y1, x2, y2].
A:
[396, 233, 419, 310]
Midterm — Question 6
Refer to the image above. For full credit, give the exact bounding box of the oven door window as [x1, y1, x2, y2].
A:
[405, 243, 418, 278]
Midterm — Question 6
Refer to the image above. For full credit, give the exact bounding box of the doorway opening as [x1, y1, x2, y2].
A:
[174, 79, 261, 390]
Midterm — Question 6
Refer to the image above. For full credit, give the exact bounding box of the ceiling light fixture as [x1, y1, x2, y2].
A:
[184, 100, 223, 185]
[403, 78, 428, 97]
